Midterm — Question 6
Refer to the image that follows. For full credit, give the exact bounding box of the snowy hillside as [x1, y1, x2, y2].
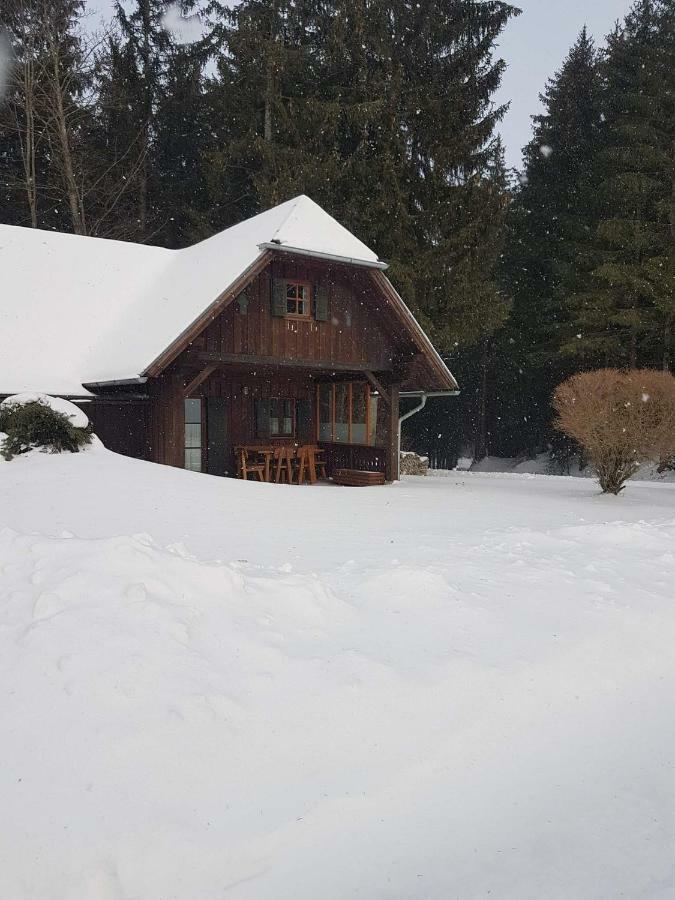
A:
[2, 445, 675, 898]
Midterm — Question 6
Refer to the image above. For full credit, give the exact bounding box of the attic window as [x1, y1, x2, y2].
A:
[271, 278, 329, 321]
[286, 281, 311, 318]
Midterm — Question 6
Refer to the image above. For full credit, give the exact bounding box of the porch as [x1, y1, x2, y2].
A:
[154, 360, 400, 483]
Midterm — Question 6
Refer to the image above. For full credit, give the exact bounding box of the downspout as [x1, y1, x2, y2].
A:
[396, 390, 461, 481]
[397, 394, 427, 481]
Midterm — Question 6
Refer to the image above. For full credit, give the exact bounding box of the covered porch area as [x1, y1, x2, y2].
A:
[153, 357, 401, 483]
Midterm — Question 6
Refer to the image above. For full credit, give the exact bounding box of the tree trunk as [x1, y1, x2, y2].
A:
[46, 28, 85, 234]
[264, 50, 274, 144]
[18, 54, 38, 227]
[137, 0, 152, 236]
[664, 320, 672, 373]
[475, 339, 489, 461]
[8, 17, 40, 227]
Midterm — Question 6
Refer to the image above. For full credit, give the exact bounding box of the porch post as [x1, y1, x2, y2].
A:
[385, 383, 400, 482]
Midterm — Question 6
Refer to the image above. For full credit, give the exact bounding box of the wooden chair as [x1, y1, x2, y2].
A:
[237, 447, 265, 481]
[274, 446, 295, 484]
[295, 445, 313, 484]
[313, 447, 328, 480]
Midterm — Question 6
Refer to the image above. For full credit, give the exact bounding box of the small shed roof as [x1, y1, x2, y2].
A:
[0, 195, 456, 395]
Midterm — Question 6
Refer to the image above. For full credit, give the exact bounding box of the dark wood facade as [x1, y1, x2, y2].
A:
[82, 251, 453, 482]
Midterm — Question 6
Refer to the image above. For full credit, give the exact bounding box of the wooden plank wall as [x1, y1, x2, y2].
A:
[82, 400, 151, 460]
[148, 256, 409, 477]
[193, 257, 397, 372]
[204, 369, 315, 461]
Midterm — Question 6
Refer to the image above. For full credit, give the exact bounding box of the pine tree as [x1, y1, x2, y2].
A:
[153, 42, 210, 246]
[210, 0, 517, 339]
[94, 0, 211, 243]
[566, 0, 675, 369]
[497, 28, 604, 454]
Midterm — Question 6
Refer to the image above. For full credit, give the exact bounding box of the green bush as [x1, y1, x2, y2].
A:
[0, 400, 92, 461]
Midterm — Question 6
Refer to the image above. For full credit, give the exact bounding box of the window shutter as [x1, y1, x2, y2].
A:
[296, 399, 312, 442]
[313, 283, 329, 321]
[255, 398, 271, 439]
[271, 279, 287, 317]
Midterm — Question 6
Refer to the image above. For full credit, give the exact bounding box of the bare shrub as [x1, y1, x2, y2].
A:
[553, 369, 675, 494]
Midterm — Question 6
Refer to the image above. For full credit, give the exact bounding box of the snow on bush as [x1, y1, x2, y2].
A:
[0, 392, 89, 428]
[0, 394, 91, 460]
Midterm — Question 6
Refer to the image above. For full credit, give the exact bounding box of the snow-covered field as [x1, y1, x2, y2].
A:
[2, 445, 675, 899]
[470, 451, 675, 482]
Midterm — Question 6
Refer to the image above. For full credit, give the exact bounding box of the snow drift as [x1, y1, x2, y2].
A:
[2, 446, 675, 898]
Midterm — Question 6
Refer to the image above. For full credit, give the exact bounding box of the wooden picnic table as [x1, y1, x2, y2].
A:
[235, 444, 325, 485]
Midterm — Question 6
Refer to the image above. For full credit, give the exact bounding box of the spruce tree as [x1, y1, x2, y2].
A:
[210, 0, 518, 341]
[497, 28, 603, 454]
[154, 42, 210, 246]
[566, 0, 675, 369]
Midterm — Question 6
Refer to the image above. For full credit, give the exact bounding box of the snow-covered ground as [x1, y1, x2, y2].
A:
[2, 444, 675, 899]
[470, 451, 675, 482]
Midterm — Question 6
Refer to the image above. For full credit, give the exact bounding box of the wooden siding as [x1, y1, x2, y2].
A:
[147, 256, 411, 479]
[191, 257, 400, 372]
[81, 399, 151, 460]
[202, 370, 317, 475]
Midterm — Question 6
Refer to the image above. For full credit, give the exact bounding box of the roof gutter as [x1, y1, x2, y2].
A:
[396, 389, 460, 481]
[258, 242, 389, 270]
[81, 376, 148, 392]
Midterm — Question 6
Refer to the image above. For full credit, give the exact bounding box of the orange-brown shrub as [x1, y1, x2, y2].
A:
[553, 369, 675, 494]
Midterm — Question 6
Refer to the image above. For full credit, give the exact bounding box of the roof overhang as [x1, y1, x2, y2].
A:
[141, 247, 458, 395]
[258, 242, 388, 270]
[143, 250, 274, 378]
[369, 270, 459, 392]
[82, 377, 148, 392]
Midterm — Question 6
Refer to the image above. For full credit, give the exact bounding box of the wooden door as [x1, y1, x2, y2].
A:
[206, 397, 229, 476]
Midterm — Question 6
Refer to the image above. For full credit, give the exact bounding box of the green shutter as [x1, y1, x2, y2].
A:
[296, 399, 312, 442]
[271, 278, 287, 317]
[313, 283, 329, 321]
[255, 398, 271, 439]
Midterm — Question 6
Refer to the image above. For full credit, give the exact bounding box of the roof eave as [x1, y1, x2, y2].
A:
[142, 250, 274, 379]
[370, 270, 459, 392]
[259, 242, 388, 270]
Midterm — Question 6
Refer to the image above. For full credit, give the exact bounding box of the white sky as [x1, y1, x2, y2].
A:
[87, 0, 633, 171]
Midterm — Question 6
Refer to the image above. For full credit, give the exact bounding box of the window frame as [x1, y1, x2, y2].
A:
[269, 397, 296, 438]
[256, 397, 298, 440]
[316, 382, 375, 446]
[285, 280, 312, 320]
[184, 397, 205, 472]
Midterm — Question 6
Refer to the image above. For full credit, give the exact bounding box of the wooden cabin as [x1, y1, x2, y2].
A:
[0, 196, 457, 481]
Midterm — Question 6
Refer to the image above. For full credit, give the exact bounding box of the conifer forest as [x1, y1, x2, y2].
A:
[1, 0, 674, 466]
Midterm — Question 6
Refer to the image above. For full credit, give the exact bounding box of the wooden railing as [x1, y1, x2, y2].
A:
[318, 443, 387, 475]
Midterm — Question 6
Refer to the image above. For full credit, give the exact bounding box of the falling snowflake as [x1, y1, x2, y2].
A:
[642, 393, 650, 403]
[539, 145, 553, 159]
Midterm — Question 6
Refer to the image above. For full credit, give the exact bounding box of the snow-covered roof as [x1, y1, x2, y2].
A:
[0, 195, 451, 395]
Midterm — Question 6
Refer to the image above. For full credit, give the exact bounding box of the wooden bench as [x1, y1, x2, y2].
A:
[332, 468, 386, 487]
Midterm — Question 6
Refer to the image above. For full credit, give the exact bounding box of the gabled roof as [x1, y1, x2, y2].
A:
[0, 195, 457, 395]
